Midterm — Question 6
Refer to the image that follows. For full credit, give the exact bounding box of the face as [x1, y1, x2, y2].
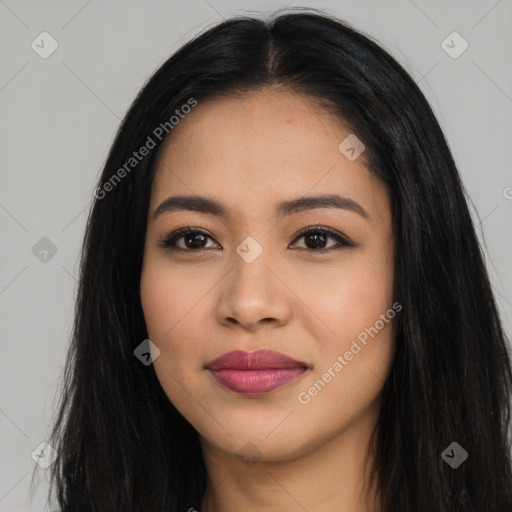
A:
[140, 88, 395, 463]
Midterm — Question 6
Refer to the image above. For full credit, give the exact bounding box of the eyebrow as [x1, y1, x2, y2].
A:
[152, 193, 370, 222]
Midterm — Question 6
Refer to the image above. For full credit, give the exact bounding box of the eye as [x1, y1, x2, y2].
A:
[158, 226, 219, 251]
[289, 225, 351, 253]
[158, 225, 352, 253]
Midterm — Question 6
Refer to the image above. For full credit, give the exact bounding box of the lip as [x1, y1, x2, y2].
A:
[206, 349, 309, 394]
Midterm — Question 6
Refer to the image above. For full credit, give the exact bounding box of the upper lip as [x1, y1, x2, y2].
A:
[207, 349, 309, 370]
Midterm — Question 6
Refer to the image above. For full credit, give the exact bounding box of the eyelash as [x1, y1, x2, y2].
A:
[158, 225, 353, 254]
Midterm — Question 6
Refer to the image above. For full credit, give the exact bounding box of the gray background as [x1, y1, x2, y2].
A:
[1, 0, 511, 510]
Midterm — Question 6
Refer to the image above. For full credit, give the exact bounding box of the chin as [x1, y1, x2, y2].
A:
[196, 412, 325, 464]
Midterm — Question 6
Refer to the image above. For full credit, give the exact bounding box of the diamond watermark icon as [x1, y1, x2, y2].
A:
[441, 441, 468, 469]
[236, 236, 263, 264]
[134, 338, 161, 366]
[236, 442, 262, 468]
[338, 134, 365, 161]
[32, 237, 58, 263]
[441, 32, 468, 59]
[31, 441, 58, 469]
[31, 32, 59, 59]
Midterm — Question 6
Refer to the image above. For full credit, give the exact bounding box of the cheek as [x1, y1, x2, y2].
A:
[307, 250, 395, 395]
[140, 269, 176, 341]
[140, 253, 220, 382]
[140, 254, 205, 341]
[295, 264, 395, 426]
[297, 247, 394, 347]
[140, 258, 206, 411]
[140, 259, 193, 385]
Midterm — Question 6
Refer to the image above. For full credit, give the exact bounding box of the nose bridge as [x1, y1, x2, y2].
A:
[215, 237, 291, 329]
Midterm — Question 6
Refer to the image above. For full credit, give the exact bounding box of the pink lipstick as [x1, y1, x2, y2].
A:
[207, 349, 309, 394]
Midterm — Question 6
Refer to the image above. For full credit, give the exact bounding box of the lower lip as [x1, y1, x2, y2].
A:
[208, 368, 307, 394]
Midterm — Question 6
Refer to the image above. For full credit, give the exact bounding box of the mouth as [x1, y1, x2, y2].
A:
[206, 349, 310, 395]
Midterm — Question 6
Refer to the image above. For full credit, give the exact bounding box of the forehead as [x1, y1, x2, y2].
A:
[150, 89, 385, 221]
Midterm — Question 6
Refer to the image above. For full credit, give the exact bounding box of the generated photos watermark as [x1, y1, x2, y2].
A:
[94, 97, 198, 200]
[297, 301, 402, 405]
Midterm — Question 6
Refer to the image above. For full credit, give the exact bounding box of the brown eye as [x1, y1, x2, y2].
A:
[159, 227, 219, 251]
[289, 226, 351, 253]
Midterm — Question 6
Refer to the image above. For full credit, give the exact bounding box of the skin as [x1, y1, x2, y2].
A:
[140, 88, 395, 512]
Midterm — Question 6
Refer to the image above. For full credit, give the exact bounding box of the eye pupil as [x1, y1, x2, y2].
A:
[305, 233, 327, 249]
[185, 232, 207, 249]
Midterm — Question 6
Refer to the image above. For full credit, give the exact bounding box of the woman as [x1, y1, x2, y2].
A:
[44, 8, 512, 511]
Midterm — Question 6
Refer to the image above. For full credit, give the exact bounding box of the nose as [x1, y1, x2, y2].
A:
[214, 250, 293, 332]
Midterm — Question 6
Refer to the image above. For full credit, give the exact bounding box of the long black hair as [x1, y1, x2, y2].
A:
[41, 7, 512, 511]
